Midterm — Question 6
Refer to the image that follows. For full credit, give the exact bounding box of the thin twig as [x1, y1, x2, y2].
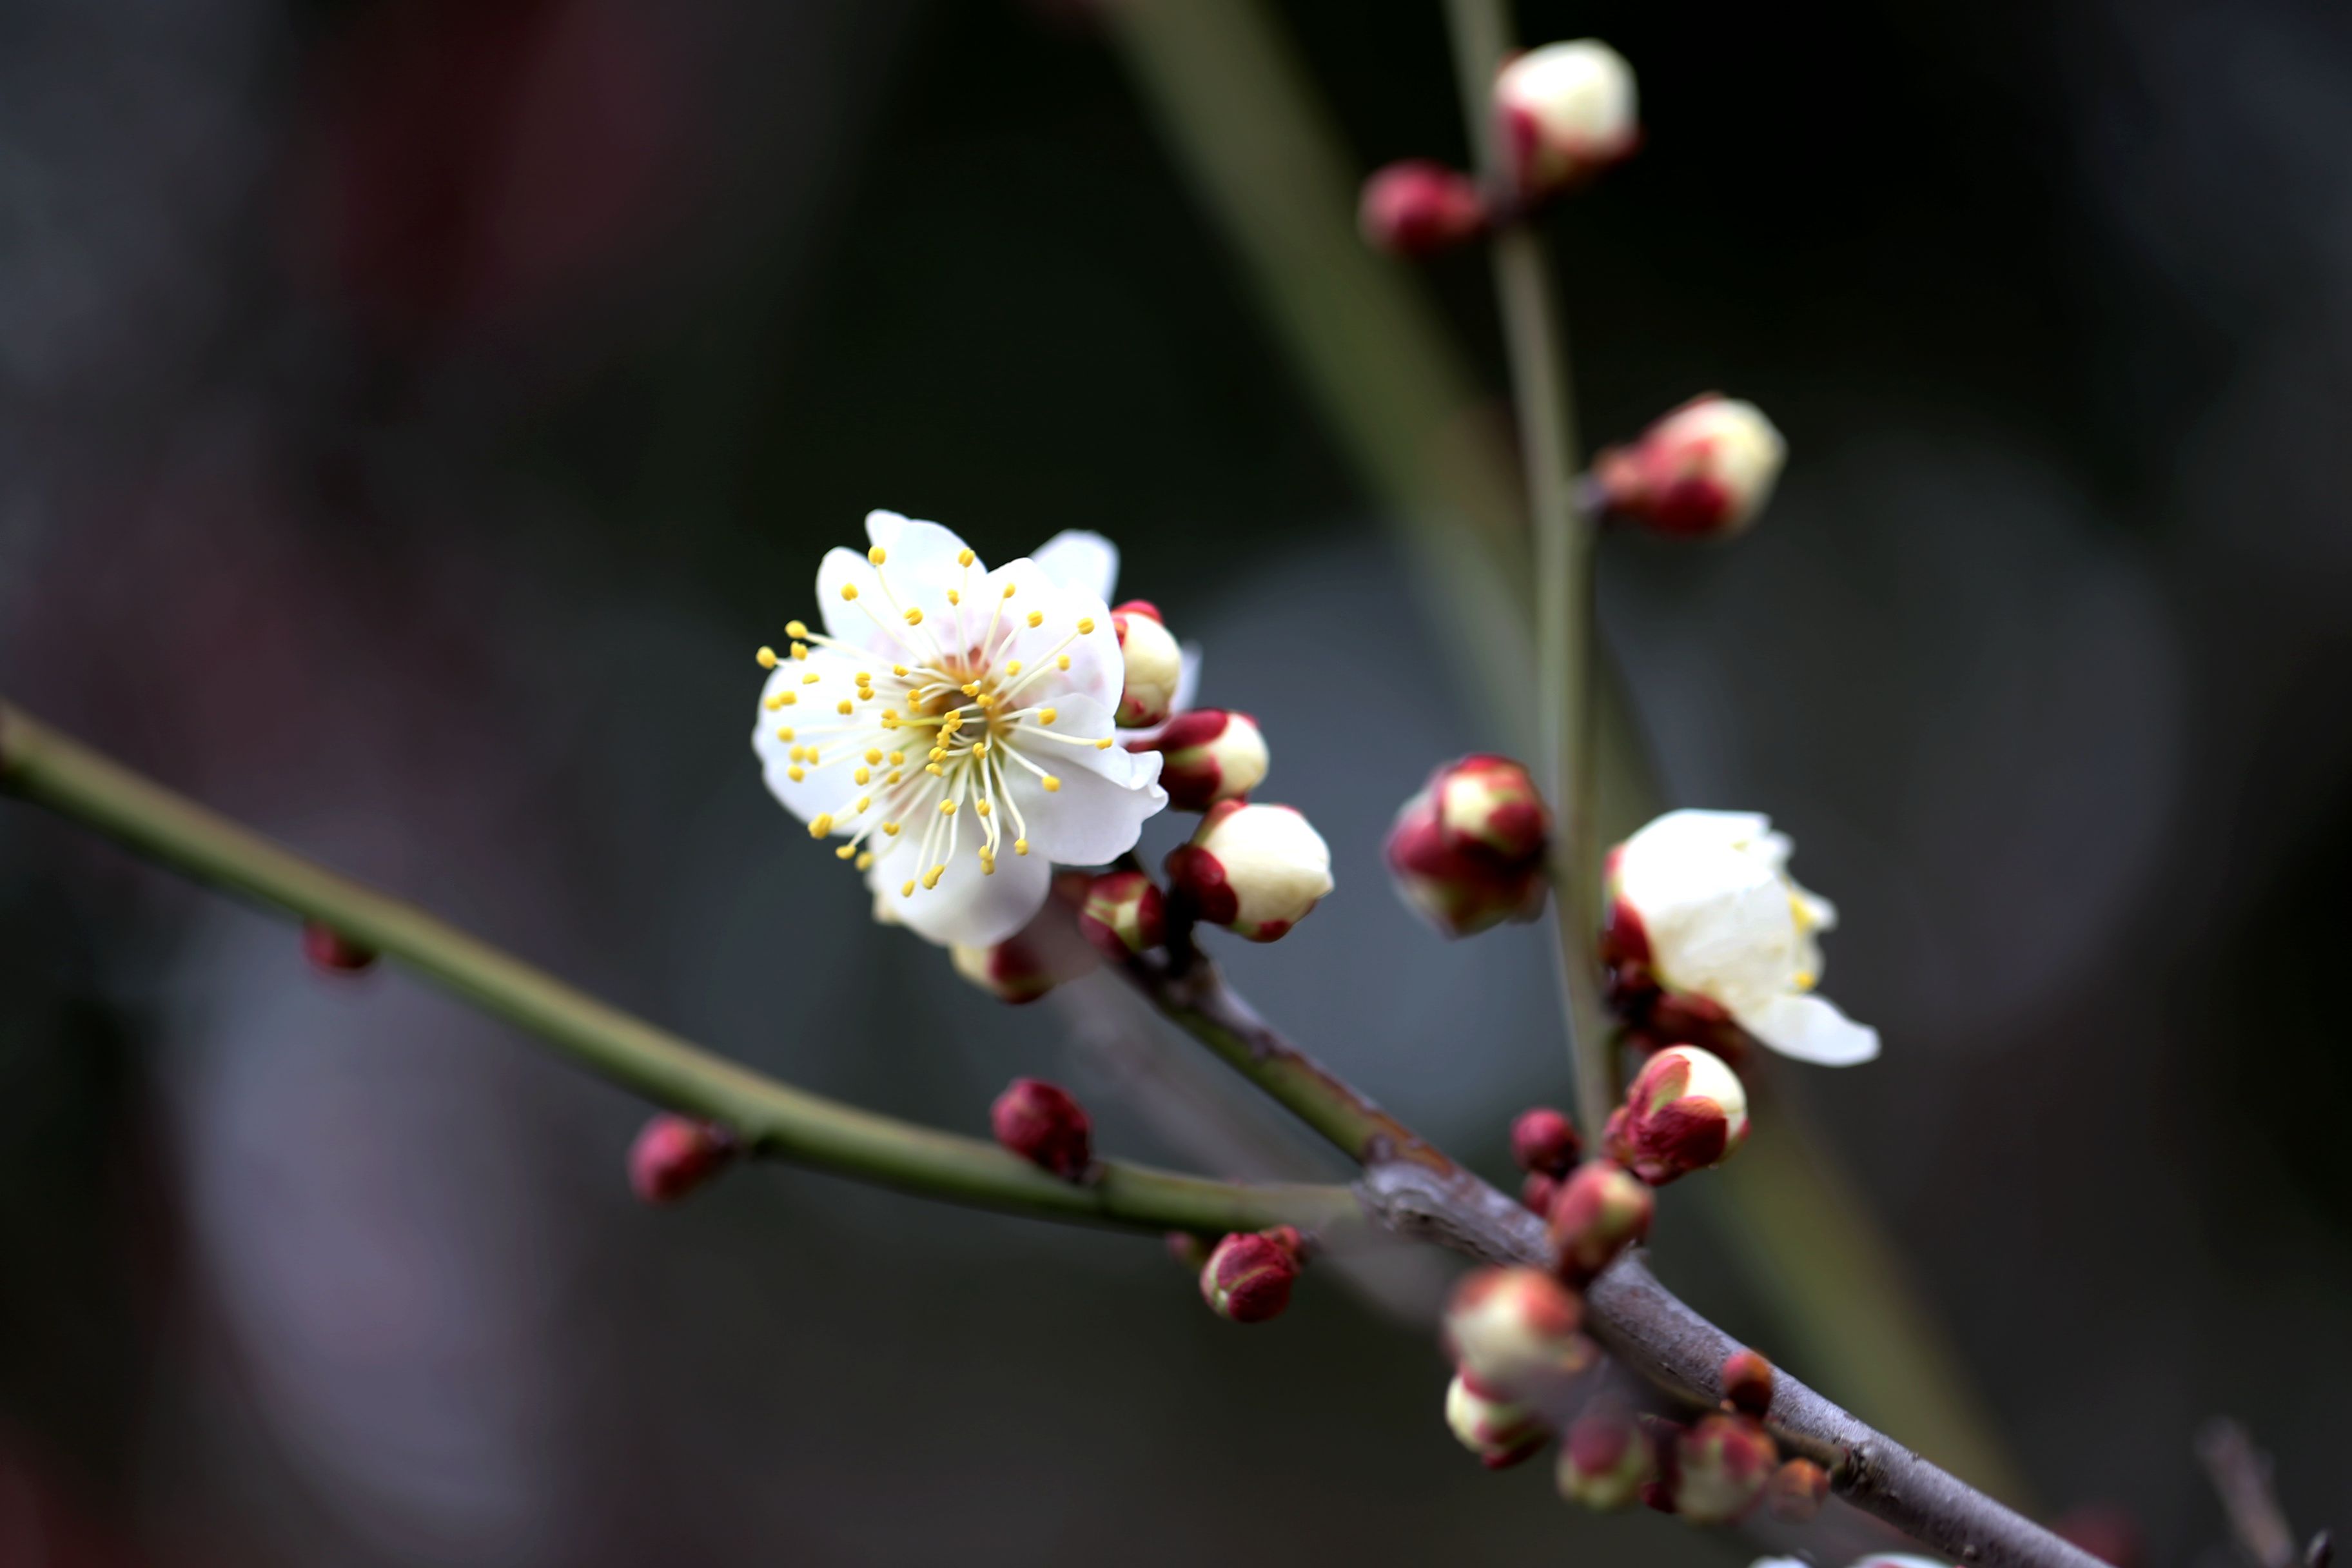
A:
[2197, 1419, 2309, 1568]
[1440, 0, 1618, 1146]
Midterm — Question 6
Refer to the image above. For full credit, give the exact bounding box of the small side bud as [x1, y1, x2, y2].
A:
[950, 918, 1099, 1004]
[1670, 1413, 1777, 1525]
[1444, 1371, 1549, 1469]
[1765, 1458, 1829, 1524]
[1442, 1266, 1596, 1402]
[1359, 159, 1489, 257]
[1164, 1230, 1210, 1271]
[1520, 1170, 1562, 1215]
[1076, 869, 1166, 958]
[1545, 1159, 1653, 1284]
[1385, 754, 1551, 938]
[1152, 709, 1269, 811]
[1558, 1402, 1656, 1510]
[1200, 1226, 1302, 1323]
[1164, 800, 1333, 943]
[1603, 1044, 1750, 1184]
[1494, 40, 1640, 199]
[302, 921, 377, 974]
[990, 1077, 1093, 1181]
[1593, 394, 1787, 539]
[1111, 600, 1183, 729]
[628, 1114, 738, 1204]
[1509, 1105, 1582, 1177]
[1718, 1348, 1774, 1417]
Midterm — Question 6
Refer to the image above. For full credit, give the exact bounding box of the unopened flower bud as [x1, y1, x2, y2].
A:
[1509, 1105, 1582, 1177]
[1165, 800, 1332, 942]
[1671, 1413, 1778, 1525]
[1558, 1402, 1655, 1510]
[1520, 1170, 1561, 1215]
[1111, 600, 1182, 729]
[1494, 41, 1640, 199]
[950, 912, 1100, 1004]
[1545, 1159, 1653, 1284]
[1443, 1266, 1596, 1401]
[1594, 394, 1787, 539]
[1719, 1348, 1774, 1417]
[302, 921, 377, 974]
[1604, 1044, 1750, 1185]
[1765, 1458, 1828, 1523]
[1165, 1230, 1210, 1271]
[1076, 870, 1165, 958]
[1444, 1371, 1549, 1469]
[628, 1114, 738, 1204]
[990, 1077, 1093, 1181]
[1386, 754, 1551, 937]
[1200, 1226, 1302, 1323]
[1152, 709, 1269, 811]
[1359, 159, 1489, 257]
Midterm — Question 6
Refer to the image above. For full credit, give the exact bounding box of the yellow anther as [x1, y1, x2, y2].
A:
[976, 800, 992, 817]
[836, 700, 852, 715]
[1039, 707, 1057, 725]
[892, 664, 908, 677]
[974, 740, 990, 757]
[856, 851, 875, 871]
[1043, 776, 1062, 793]
[765, 693, 789, 711]
[840, 583, 858, 601]
[777, 692, 797, 707]
[881, 714, 900, 729]
[1793, 969, 1818, 991]
[1076, 617, 1095, 635]
[901, 879, 916, 896]
[1025, 610, 1043, 629]
[883, 821, 901, 836]
[957, 548, 975, 567]
[1014, 838, 1030, 856]
[930, 747, 947, 762]
[776, 727, 795, 741]
[787, 765, 804, 781]
[756, 646, 779, 669]
[1001, 583, 1017, 600]
[961, 681, 981, 696]
[979, 856, 995, 877]
[926, 763, 944, 776]
[836, 843, 856, 861]
[888, 750, 905, 765]
[946, 589, 961, 605]
[856, 671, 871, 684]
[1005, 660, 1022, 676]
[790, 642, 808, 660]
[903, 607, 923, 626]
[885, 770, 902, 784]
[788, 745, 806, 763]
[939, 799, 958, 815]
[1095, 738, 1114, 749]
[802, 671, 821, 685]
[787, 620, 809, 638]
[804, 747, 821, 763]
[856, 795, 872, 812]
[923, 865, 946, 890]
[1055, 654, 1070, 671]
[868, 545, 887, 565]
[854, 768, 871, 785]
[809, 814, 834, 837]
[865, 749, 883, 765]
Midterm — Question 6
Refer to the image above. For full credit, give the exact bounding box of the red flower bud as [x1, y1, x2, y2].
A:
[1445, 1371, 1549, 1469]
[1765, 1458, 1829, 1523]
[1509, 1105, 1582, 1176]
[1520, 1170, 1561, 1215]
[1200, 1227, 1302, 1323]
[1386, 754, 1551, 938]
[1149, 709, 1269, 812]
[1111, 600, 1182, 729]
[990, 1078, 1093, 1181]
[628, 1114, 738, 1204]
[302, 921, 377, 974]
[1669, 1413, 1778, 1524]
[1545, 1159, 1652, 1284]
[1358, 159, 1489, 257]
[1592, 394, 1785, 540]
[1164, 800, 1331, 942]
[1603, 1044, 1749, 1185]
[1557, 1402, 1655, 1510]
[1719, 1348, 1774, 1417]
[1075, 870, 1166, 958]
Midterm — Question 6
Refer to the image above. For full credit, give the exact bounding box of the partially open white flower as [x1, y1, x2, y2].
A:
[752, 511, 1167, 948]
[1607, 810, 1879, 1066]
[1494, 41, 1640, 196]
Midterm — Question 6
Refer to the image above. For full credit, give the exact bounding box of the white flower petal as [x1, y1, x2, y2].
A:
[983, 555, 1122, 712]
[1618, 832, 1797, 1012]
[865, 510, 982, 601]
[1001, 750, 1166, 865]
[1738, 993, 1882, 1066]
[750, 649, 871, 828]
[866, 831, 1054, 947]
[1032, 529, 1119, 604]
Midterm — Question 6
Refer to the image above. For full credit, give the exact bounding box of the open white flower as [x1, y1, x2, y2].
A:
[752, 511, 1168, 948]
[1608, 809, 1880, 1066]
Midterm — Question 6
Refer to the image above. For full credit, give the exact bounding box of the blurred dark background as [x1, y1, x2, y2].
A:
[1, 0, 2346, 1563]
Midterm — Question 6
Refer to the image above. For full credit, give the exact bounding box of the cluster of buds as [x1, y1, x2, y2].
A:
[1506, 1103, 1654, 1286]
[627, 1113, 739, 1204]
[1591, 395, 1788, 540]
[1386, 754, 1551, 938]
[1604, 1044, 1750, 1185]
[1509, 1105, 1581, 1213]
[1361, 40, 1639, 259]
[1200, 1226, 1304, 1323]
[990, 1078, 1094, 1182]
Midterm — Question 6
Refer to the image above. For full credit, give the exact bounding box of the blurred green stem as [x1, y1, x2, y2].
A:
[0, 700, 1355, 1241]
[1441, 0, 1616, 1148]
[1105, 0, 2032, 1501]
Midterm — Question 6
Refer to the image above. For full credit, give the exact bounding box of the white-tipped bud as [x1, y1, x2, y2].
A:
[1442, 1267, 1598, 1404]
[1445, 1372, 1549, 1469]
[1594, 395, 1787, 539]
[1494, 41, 1640, 198]
[1152, 709, 1269, 811]
[1111, 600, 1183, 729]
[1164, 800, 1331, 942]
[1604, 1044, 1750, 1184]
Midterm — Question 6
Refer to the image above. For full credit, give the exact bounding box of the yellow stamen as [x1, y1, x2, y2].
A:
[1014, 838, 1030, 856]
[1042, 776, 1061, 792]
[777, 692, 797, 707]
[765, 693, 789, 711]
[901, 879, 916, 897]
[1094, 738, 1113, 749]
[1040, 707, 1057, 725]
[1002, 583, 1016, 600]
[854, 767, 872, 785]
[888, 750, 905, 765]
[939, 799, 957, 815]
[893, 664, 909, 677]
[868, 545, 887, 565]
[756, 646, 779, 669]
[776, 727, 794, 741]
[883, 821, 901, 836]
[836, 844, 856, 861]
[857, 851, 876, 870]
[1005, 660, 1022, 676]
[946, 589, 961, 605]
[1075, 616, 1095, 634]
[787, 765, 804, 781]
[803, 671, 821, 685]
[865, 749, 883, 765]
[1025, 610, 1043, 629]
[903, 606, 923, 625]
[809, 814, 834, 837]
[856, 795, 872, 812]
[957, 548, 975, 567]
[923, 865, 945, 890]
[976, 801, 992, 817]
[790, 642, 808, 661]
[840, 583, 858, 601]
[1055, 654, 1070, 671]
[786, 620, 808, 638]
[961, 682, 981, 696]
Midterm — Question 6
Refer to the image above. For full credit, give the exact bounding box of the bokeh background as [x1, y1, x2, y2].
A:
[2, 0, 2346, 1563]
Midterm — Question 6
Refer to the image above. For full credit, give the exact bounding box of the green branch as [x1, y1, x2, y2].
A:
[0, 700, 1355, 1241]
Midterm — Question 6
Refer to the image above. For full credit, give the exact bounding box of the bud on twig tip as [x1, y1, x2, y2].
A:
[1077, 869, 1166, 959]
[1386, 755, 1551, 939]
[1359, 160, 1489, 257]
[1718, 1348, 1774, 1417]
[1545, 1159, 1652, 1285]
[990, 1078, 1094, 1182]
[628, 1113, 738, 1204]
[1200, 1227, 1301, 1323]
[1603, 1044, 1750, 1184]
[1164, 800, 1332, 943]
[1509, 1106, 1582, 1177]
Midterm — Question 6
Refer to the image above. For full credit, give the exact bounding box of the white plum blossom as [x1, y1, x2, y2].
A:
[752, 511, 1168, 948]
[1609, 809, 1880, 1066]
